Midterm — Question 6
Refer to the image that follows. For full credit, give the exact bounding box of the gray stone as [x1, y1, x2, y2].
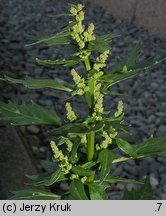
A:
[161, 193, 166, 200]
[150, 176, 159, 187]
[156, 125, 166, 137]
[27, 125, 40, 134]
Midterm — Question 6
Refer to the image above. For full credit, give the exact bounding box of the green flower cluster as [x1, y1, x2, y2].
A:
[66, 102, 77, 122]
[93, 50, 110, 71]
[96, 127, 118, 150]
[50, 141, 72, 174]
[71, 69, 89, 95]
[70, 4, 95, 53]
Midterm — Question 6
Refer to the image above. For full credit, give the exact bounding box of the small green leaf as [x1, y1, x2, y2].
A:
[98, 149, 116, 181]
[51, 13, 74, 18]
[62, 21, 79, 32]
[88, 182, 108, 200]
[69, 138, 81, 163]
[36, 58, 80, 67]
[104, 177, 144, 184]
[26, 32, 71, 47]
[123, 178, 154, 200]
[81, 161, 98, 169]
[116, 138, 137, 157]
[1, 75, 72, 92]
[0, 101, 61, 126]
[10, 189, 61, 200]
[72, 166, 95, 176]
[69, 180, 88, 200]
[26, 169, 66, 186]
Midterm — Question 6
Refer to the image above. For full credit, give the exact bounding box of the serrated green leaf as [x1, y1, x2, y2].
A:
[69, 180, 88, 200]
[135, 136, 166, 157]
[26, 169, 66, 186]
[104, 177, 144, 184]
[40, 160, 59, 172]
[0, 101, 61, 126]
[113, 136, 166, 164]
[88, 182, 108, 200]
[98, 149, 116, 181]
[72, 166, 95, 176]
[112, 42, 141, 72]
[36, 58, 80, 67]
[10, 189, 61, 200]
[116, 138, 137, 157]
[123, 178, 154, 200]
[26, 32, 71, 47]
[101, 57, 166, 88]
[88, 33, 120, 52]
[1, 75, 72, 92]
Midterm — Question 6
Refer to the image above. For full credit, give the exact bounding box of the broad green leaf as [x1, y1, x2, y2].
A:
[101, 57, 166, 88]
[135, 136, 166, 157]
[69, 180, 88, 200]
[26, 169, 66, 186]
[123, 178, 154, 200]
[10, 189, 61, 200]
[1, 75, 72, 92]
[36, 58, 80, 67]
[0, 101, 61, 126]
[52, 122, 104, 136]
[116, 138, 137, 157]
[88, 182, 108, 200]
[71, 166, 95, 176]
[113, 136, 166, 164]
[26, 32, 71, 47]
[98, 149, 116, 181]
[84, 91, 92, 108]
[88, 33, 120, 52]
[104, 177, 144, 184]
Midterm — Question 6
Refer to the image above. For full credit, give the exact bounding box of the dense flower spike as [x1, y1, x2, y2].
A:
[66, 102, 77, 122]
[114, 100, 124, 117]
[93, 50, 110, 71]
[65, 139, 73, 152]
[71, 69, 88, 95]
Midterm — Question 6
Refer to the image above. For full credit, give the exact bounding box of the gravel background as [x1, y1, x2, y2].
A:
[0, 0, 166, 199]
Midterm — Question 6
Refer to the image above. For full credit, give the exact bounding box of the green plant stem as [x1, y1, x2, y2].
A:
[87, 132, 95, 161]
[84, 57, 95, 163]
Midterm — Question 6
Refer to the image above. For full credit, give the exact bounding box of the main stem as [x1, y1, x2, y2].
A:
[84, 57, 95, 162]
